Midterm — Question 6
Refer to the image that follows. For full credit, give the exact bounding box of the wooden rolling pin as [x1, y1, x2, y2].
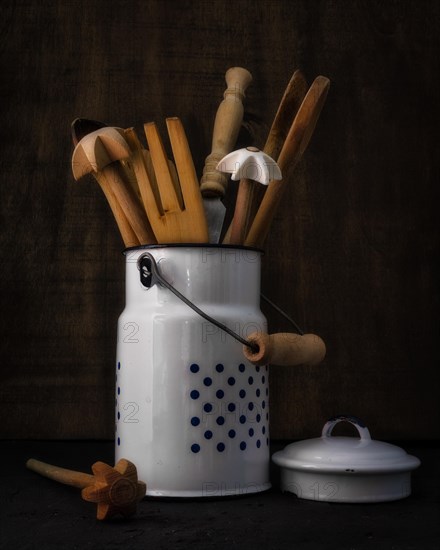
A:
[243, 332, 326, 367]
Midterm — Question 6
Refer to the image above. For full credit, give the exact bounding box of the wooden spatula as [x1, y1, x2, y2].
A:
[245, 76, 330, 248]
[132, 118, 209, 243]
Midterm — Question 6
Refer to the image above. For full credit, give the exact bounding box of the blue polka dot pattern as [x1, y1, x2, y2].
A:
[187, 360, 269, 453]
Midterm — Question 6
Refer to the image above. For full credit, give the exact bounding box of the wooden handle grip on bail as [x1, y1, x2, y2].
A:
[200, 67, 253, 198]
[243, 332, 326, 367]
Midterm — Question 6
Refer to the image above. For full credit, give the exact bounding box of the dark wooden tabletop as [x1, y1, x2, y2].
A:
[2, 440, 439, 549]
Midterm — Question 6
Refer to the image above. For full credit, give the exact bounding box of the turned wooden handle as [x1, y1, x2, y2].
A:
[200, 67, 252, 198]
[26, 458, 95, 489]
[243, 332, 326, 367]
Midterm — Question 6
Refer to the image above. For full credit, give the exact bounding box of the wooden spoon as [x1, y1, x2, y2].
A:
[223, 70, 308, 244]
[245, 76, 330, 248]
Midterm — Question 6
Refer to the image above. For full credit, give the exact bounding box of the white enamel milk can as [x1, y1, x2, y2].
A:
[115, 245, 271, 497]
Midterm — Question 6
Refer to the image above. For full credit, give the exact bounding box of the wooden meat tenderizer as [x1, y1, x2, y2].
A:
[26, 458, 146, 520]
[243, 332, 326, 367]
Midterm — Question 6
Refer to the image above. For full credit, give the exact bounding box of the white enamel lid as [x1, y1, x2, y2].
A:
[272, 416, 421, 474]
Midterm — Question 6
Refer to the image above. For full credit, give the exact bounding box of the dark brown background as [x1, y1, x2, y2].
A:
[1, 0, 438, 440]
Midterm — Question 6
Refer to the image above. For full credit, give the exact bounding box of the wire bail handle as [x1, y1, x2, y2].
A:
[137, 252, 256, 351]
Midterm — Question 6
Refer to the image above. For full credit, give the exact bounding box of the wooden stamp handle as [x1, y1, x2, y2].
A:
[200, 67, 252, 198]
[243, 332, 326, 367]
[26, 458, 94, 489]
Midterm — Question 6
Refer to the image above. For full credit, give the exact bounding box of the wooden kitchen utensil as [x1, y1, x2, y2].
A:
[223, 70, 307, 244]
[245, 75, 330, 248]
[72, 127, 156, 246]
[71, 119, 140, 247]
[200, 67, 253, 242]
[243, 332, 326, 367]
[217, 147, 281, 245]
[139, 117, 209, 243]
[26, 458, 146, 520]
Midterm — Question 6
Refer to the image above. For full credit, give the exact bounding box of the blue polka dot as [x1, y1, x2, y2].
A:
[256, 366, 260, 372]
[215, 364, 224, 373]
[256, 388, 261, 397]
[228, 402, 236, 412]
[217, 442, 225, 452]
[227, 377, 235, 386]
[117, 387, 120, 395]
[228, 429, 236, 438]
[204, 430, 213, 440]
[262, 376, 266, 383]
[191, 444, 200, 453]
[262, 400, 266, 409]
[257, 440, 261, 448]
[191, 417, 200, 426]
[190, 364, 200, 373]
[117, 412, 120, 420]
[216, 389, 224, 399]
[240, 441, 247, 450]
[239, 389, 246, 398]
[249, 428, 254, 437]
[248, 376, 254, 385]
[117, 437, 120, 446]
[256, 414, 261, 423]
[248, 402, 254, 411]
[117, 362, 121, 370]
[266, 412, 269, 420]
[190, 390, 200, 399]
[266, 437, 269, 446]
[204, 403, 213, 413]
[262, 426, 266, 435]
[239, 415, 246, 424]
[239, 363, 246, 372]
[216, 416, 225, 426]
[204, 377, 213, 386]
